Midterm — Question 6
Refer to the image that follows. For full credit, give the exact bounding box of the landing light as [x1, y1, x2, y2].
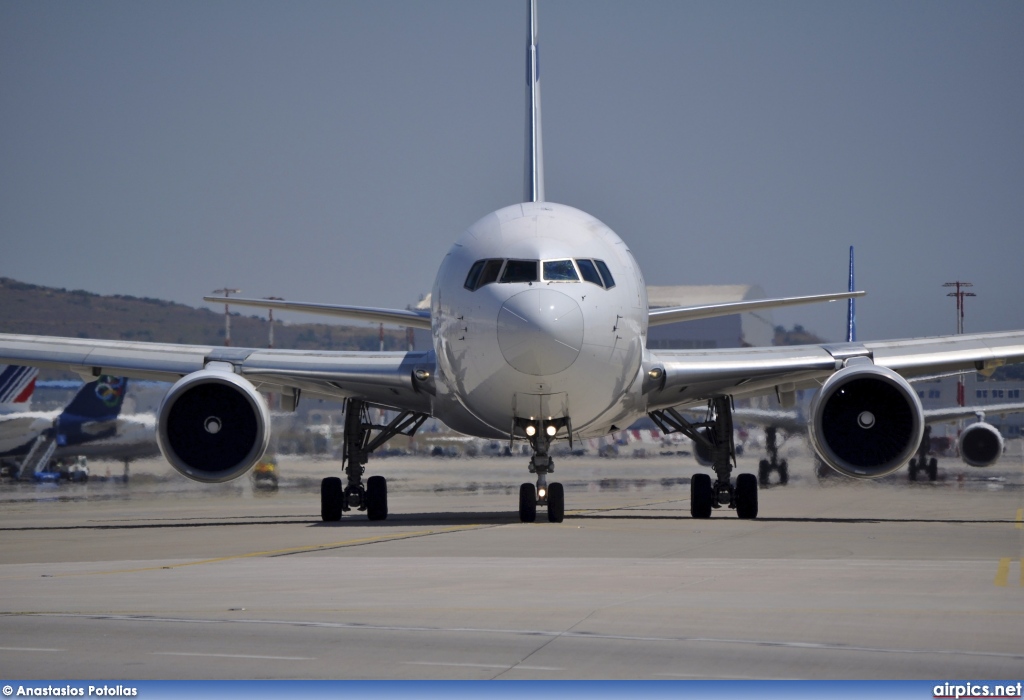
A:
[525, 424, 537, 437]
[545, 425, 557, 437]
[538, 487, 547, 499]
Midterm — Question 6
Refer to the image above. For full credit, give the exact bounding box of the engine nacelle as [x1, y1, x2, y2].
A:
[809, 363, 923, 479]
[157, 368, 271, 483]
[958, 421, 1004, 468]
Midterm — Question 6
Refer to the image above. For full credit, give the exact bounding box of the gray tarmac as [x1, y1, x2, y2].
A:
[1, 444, 1023, 680]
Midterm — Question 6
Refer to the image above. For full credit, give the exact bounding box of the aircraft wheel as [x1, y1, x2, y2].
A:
[321, 476, 343, 522]
[908, 459, 918, 481]
[758, 459, 771, 487]
[778, 459, 789, 486]
[366, 475, 388, 521]
[927, 458, 938, 482]
[690, 473, 713, 519]
[735, 473, 758, 519]
[547, 482, 565, 523]
[519, 483, 537, 523]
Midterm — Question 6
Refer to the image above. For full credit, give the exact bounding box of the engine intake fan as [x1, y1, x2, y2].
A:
[810, 363, 923, 479]
[958, 421, 1003, 468]
[157, 368, 271, 483]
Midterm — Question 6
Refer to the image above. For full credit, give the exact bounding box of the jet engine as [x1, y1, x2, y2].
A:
[157, 368, 271, 483]
[958, 421, 1003, 468]
[809, 363, 923, 479]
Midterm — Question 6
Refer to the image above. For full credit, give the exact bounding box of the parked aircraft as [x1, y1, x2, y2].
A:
[1, 2, 1023, 522]
[0, 373, 157, 480]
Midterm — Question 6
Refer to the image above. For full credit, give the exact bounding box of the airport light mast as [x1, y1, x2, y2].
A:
[263, 297, 283, 348]
[212, 288, 241, 346]
[944, 281, 975, 406]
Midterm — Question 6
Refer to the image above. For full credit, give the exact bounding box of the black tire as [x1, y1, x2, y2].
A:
[758, 459, 771, 487]
[908, 458, 918, 481]
[547, 482, 565, 523]
[927, 458, 938, 482]
[321, 476, 343, 522]
[366, 475, 388, 521]
[778, 459, 789, 486]
[735, 473, 758, 519]
[519, 483, 537, 523]
[690, 473, 713, 519]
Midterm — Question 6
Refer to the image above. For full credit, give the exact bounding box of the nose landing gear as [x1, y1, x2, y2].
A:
[516, 419, 566, 523]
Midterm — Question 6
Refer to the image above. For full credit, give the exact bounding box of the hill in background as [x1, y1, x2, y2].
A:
[0, 277, 411, 380]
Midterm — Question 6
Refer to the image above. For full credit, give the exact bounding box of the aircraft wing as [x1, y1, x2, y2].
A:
[923, 401, 1024, 424]
[648, 291, 864, 326]
[646, 330, 1024, 411]
[202, 296, 432, 330]
[0, 334, 434, 413]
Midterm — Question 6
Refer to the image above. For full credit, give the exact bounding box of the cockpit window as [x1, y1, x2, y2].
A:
[543, 259, 579, 281]
[501, 259, 538, 283]
[478, 259, 504, 287]
[576, 259, 603, 287]
[466, 257, 612, 291]
[595, 260, 616, 289]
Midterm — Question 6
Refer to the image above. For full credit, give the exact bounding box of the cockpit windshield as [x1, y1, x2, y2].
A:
[464, 257, 615, 291]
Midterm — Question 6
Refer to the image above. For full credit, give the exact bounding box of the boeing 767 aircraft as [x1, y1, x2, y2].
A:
[1, 1, 1023, 522]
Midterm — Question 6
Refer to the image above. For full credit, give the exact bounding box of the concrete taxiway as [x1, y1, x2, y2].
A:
[1, 447, 1022, 680]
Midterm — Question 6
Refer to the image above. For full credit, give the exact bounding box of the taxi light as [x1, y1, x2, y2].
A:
[525, 424, 537, 437]
[545, 425, 557, 437]
[538, 487, 547, 499]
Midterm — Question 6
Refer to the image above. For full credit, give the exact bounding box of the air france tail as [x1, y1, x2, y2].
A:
[0, 365, 38, 408]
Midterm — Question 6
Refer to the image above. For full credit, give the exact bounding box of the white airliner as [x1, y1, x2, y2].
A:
[1, 1, 1023, 522]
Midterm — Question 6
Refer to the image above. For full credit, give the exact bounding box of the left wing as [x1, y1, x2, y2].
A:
[645, 330, 1024, 410]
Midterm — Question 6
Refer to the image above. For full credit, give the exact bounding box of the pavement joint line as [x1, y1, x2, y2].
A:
[11, 612, 1024, 661]
[37, 524, 496, 577]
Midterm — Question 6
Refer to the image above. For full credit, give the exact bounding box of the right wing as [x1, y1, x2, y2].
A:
[0, 334, 435, 414]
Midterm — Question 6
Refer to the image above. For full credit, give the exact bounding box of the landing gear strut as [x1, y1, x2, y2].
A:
[320, 399, 428, 522]
[650, 397, 758, 519]
[515, 418, 566, 523]
[757, 426, 789, 487]
[907, 425, 937, 482]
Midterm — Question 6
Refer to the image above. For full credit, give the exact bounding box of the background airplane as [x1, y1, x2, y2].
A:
[0, 2, 1023, 523]
[0, 372, 158, 481]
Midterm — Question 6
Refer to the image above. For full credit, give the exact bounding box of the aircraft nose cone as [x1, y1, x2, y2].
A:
[497, 289, 583, 376]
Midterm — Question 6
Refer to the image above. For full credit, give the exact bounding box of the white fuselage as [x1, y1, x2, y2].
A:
[431, 202, 650, 440]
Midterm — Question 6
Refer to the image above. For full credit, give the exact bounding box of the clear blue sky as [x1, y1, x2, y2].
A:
[2, 0, 1022, 342]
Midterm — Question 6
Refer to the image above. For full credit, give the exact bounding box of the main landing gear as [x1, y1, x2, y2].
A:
[650, 396, 758, 519]
[907, 425, 937, 482]
[515, 418, 566, 523]
[320, 399, 428, 522]
[758, 426, 789, 487]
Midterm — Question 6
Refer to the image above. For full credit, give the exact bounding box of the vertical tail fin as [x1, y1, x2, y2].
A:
[846, 246, 856, 343]
[54, 376, 128, 446]
[524, 0, 545, 202]
[0, 365, 39, 407]
[60, 376, 128, 422]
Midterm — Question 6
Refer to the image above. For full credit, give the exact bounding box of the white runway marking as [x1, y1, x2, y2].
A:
[154, 652, 314, 661]
[0, 647, 65, 653]
[405, 661, 563, 671]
